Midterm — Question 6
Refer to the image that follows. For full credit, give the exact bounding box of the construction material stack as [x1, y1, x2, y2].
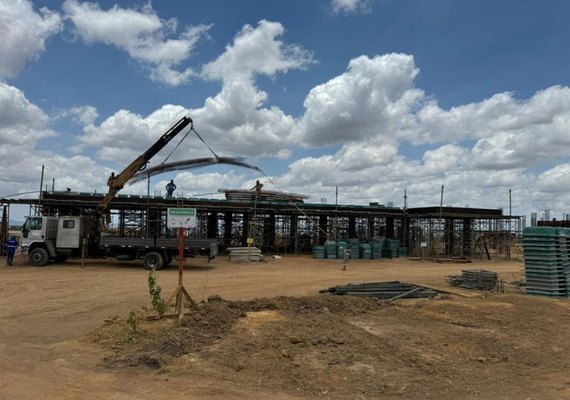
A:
[371, 238, 385, 259]
[447, 269, 498, 290]
[360, 243, 372, 259]
[522, 227, 570, 298]
[227, 247, 263, 261]
[325, 240, 337, 259]
[320, 281, 438, 300]
[313, 245, 325, 259]
[313, 237, 408, 260]
[383, 238, 400, 259]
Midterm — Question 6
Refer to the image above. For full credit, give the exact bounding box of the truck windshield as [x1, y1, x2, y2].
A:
[23, 217, 43, 230]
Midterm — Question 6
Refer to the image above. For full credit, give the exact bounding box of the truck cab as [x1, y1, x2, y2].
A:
[21, 216, 85, 266]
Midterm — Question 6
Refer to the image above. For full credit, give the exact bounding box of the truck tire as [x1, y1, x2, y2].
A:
[28, 248, 49, 267]
[144, 252, 165, 270]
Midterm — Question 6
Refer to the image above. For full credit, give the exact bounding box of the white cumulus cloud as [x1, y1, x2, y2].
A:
[296, 53, 424, 146]
[78, 104, 189, 165]
[0, 82, 56, 147]
[331, 0, 372, 15]
[201, 20, 314, 82]
[62, 0, 211, 86]
[0, 0, 62, 80]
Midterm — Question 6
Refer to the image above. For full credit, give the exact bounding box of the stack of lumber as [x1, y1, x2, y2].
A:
[227, 247, 263, 262]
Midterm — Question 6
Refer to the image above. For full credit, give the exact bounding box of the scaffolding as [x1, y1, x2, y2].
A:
[6, 192, 522, 259]
[407, 216, 521, 259]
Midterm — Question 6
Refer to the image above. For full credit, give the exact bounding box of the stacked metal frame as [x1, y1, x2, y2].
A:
[522, 227, 569, 298]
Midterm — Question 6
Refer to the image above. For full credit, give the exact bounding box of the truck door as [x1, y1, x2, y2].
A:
[21, 216, 45, 248]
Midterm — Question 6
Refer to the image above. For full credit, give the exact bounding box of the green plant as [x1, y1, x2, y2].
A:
[148, 271, 166, 316]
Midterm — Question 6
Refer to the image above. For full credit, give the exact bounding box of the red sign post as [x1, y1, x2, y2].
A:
[165, 209, 198, 315]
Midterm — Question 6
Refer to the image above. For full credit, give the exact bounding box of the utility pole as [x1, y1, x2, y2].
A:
[38, 165, 45, 216]
[508, 188, 512, 259]
[438, 185, 444, 262]
[403, 189, 408, 249]
[509, 189, 512, 217]
[146, 173, 151, 237]
[335, 185, 339, 241]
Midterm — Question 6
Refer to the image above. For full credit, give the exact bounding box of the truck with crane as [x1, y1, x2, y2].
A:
[19, 116, 218, 269]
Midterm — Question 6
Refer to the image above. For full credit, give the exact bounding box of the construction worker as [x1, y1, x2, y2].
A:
[107, 172, 116, 188]
[5, 235, 18, 266]
[251, 180, 263, 197]
[166, 179, 177, 197]
[341, 244, 352, 271]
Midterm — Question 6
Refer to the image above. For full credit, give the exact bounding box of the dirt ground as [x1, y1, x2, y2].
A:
[0, 253, 569, 400]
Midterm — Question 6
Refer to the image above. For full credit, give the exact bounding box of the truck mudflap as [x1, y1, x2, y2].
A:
[45, 240, 58, 257]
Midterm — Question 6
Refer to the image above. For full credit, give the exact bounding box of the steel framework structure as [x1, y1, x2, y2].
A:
[3, 192, 520, 258]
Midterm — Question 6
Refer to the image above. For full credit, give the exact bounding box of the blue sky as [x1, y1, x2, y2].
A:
[2, 0, 570, 223]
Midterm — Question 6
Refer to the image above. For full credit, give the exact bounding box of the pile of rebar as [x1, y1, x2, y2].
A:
[320, 281, 438, 301]
[447, 269, 498, 290]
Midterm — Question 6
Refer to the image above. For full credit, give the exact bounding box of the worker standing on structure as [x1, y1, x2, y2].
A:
[107, 172, 116, 188]
[166, 179, 177, 198]
[5, 235, 18, 266]
[251, 180, 263, 197]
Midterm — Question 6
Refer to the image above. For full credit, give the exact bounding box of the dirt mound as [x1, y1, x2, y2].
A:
[92, 294, 385, 370]
[93, 293, 570, 400]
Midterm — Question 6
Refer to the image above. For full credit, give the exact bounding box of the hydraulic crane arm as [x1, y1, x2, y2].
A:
[96, 116, 193, 214]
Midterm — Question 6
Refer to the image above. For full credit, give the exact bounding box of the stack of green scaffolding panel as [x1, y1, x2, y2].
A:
[313, 245, 325, 259]
[325, 240, 337, 259]
[371, 238, 385, 259]
[360, 243, 372, 259]
[348, 238, 360, 259]
[383, 238, 400, 259]
[522, 227, 569, 298]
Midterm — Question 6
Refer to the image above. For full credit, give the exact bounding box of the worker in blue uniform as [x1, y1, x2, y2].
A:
[5, 236, 18, 266]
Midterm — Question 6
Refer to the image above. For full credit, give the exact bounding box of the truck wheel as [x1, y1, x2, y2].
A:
[144, 252, 165, 270]
[28, 248, 49, 267]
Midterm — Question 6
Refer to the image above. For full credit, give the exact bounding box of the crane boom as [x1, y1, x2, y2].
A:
[96, 116, 193, 214]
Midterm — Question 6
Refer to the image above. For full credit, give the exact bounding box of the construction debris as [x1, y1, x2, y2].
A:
[320, 281, 438, 300]
[447, 269, 499, 291]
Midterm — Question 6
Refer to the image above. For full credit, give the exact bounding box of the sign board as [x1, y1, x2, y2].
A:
[167, 208, 197, 229]
[420, 241, 428, 248]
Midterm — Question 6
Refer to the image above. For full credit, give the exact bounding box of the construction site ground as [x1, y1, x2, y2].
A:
[1, 254, 569, 400]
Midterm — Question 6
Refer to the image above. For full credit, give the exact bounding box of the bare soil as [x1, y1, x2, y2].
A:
[0, 254, 569, 399]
